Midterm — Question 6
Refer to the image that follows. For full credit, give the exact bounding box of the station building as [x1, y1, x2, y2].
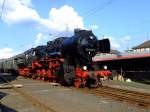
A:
[93, 40, 150, 83]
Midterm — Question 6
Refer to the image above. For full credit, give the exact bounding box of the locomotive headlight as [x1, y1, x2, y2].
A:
[90, 36, 94, 39]
[104, 65, 107, 70]
[83, 66, 87, 70]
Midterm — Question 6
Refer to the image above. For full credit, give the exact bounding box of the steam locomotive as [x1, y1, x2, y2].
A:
[0, 29, 111, 88]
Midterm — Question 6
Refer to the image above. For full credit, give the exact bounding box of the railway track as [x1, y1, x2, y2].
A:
[79, 86, 150, 108]
[0, 74, 57, 112]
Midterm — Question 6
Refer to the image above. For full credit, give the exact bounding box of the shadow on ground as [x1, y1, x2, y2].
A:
[0, 103, 17, 112]
[0, 73, 18, 84]
[0, 92, 17, 112]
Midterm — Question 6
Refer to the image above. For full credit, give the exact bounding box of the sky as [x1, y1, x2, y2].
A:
[0, 0, 150, 59]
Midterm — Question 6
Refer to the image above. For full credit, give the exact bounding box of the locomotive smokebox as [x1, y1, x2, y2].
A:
[61, 29, 98, 62]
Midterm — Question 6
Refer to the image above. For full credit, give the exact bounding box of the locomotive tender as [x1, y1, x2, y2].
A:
[0, 29, 111, 88]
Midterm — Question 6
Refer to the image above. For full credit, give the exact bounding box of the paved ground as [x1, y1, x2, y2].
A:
[0, 73, 150, 112]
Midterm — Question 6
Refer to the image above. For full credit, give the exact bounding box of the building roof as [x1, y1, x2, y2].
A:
[132, 40, 150, 49]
